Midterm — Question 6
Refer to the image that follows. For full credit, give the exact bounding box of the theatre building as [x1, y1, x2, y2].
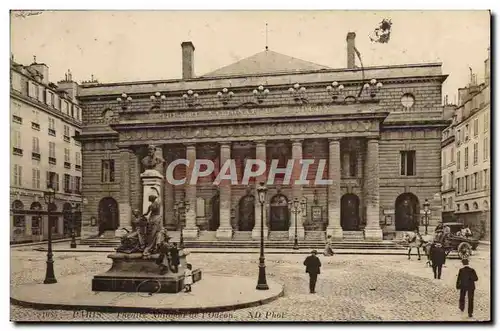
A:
[78, 32, 447, 242]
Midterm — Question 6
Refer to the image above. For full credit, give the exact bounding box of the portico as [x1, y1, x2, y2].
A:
[108, 106, 388, 242]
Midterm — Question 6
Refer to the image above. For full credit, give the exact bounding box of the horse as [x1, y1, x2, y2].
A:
[402, 232, 433, 261]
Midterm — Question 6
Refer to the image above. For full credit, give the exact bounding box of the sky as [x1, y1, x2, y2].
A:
[10, 10, 490, 104]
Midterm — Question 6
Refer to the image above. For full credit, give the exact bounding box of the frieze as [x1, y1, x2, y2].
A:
[120, 104, 377, 123]
[119, 120, 379, 143]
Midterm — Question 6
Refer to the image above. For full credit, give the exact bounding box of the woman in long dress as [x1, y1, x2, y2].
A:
[142, 195, 163, 257]
[323, 235, 334, 256]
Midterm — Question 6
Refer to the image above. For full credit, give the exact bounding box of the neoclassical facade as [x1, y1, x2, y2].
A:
[78, 34, 447, 241]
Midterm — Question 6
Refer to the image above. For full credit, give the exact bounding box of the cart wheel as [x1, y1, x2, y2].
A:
[457, 242, 472, 259]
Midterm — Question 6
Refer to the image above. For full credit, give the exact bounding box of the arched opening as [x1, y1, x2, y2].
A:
[473, 202, 479, 210]
[238, 192, 255, 231]
[12, 200, 25, 235]
[270, 193, 289, 231]
[48, 203, 58, 234]
[341, 193, 360, 231]
[63, 203, 73, 237]
[483, 200, 489, 210]
[464, 203, 470, 211]
[395, 193, 420, 231]
[30, 202, 43, 235]
[209, 194, 220, 231]
[98, 197, 119, 234]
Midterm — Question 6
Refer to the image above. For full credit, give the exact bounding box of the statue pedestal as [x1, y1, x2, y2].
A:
[141, 169, 164, 219]
[92, 251, 202, 294]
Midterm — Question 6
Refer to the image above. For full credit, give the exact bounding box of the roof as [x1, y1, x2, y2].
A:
[202, 49, 331, 78]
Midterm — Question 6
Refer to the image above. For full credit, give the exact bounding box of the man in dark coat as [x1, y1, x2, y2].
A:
[303, 250, 321, 294]
[456, 259, 479, 318]
[429, 242, 446, 279]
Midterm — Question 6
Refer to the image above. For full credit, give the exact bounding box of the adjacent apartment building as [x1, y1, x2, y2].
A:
[441, 49, 491, 240]
[10, 58, 83, 243]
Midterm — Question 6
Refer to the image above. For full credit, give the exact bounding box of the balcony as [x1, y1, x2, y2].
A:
[75, 164, 82, 171]
[32, 152, 41, 161]
[64, 162, 71, 169]
[48, 128, 56, 136]
[31, 122, 40, 131]
[48, 157, 57, 165]
[63, 135, 70, 143]
[12, 115, 22, 124]
[12, 147, 23, 156]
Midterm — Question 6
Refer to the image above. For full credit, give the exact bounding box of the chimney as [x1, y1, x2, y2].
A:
[346, 32, 356, 69]
[29, 62, 49, 85]
[57, 69, 79, 103]
[181, 41, 195, 79]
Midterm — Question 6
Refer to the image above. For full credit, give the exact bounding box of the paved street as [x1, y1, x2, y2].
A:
[10, 243, 491, 322]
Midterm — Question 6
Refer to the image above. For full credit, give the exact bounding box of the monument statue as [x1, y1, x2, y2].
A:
[115, 209, 147, 254]
[142, 194, 165, 257]
[141, 144, 165, 173]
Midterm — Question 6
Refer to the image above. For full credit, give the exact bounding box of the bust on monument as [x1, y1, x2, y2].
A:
[141, 144, 165, 175]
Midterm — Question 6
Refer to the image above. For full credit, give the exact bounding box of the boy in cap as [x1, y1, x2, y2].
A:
[303, 250, 322, 294]
[456, 259, 478, 318]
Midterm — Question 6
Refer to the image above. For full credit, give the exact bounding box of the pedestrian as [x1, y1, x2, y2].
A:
[429, 242, 446, 279]
[184, 263, 193, 293]
[456, 259, 478, 318]
[323, 235, 334, 256]
[303, 250, 321, 294]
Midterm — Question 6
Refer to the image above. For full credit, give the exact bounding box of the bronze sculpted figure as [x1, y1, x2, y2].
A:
[116, 209, 147, 254]
[142, 194, 164, 257]
[141, 144, 165, 173]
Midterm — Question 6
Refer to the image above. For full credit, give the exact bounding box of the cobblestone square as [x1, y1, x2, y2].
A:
[10, 243, 491, 322]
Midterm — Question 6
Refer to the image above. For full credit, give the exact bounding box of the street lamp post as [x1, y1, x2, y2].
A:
[423, 199, 431, 235]
[256, 182, 269, 290]
[175, 200, 190, 250]
[289, 198, 302, 250]
[43, 188, 57, 284]
[70, 203, 79, 249]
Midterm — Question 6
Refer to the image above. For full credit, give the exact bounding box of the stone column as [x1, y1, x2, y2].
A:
[364, 138, 383, 241]
[289, 139, 305, 240]
[163, 146, 176, 230]
[326, 138, 343, 240]
[216, 142, 233, 239]
[252, 140, 269, 240]
[183, 143, 199, 238]
[116, 148, 133, 237]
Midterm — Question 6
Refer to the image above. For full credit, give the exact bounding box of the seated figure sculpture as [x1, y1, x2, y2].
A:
[116, 209, 147, 254]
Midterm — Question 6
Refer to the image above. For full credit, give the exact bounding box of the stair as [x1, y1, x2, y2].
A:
[305, 231, 326, 242]
[268, 231, 290, 241]
[233, 231, 253, 241]
[343, 231, 365, 241]
[197, 231, 217, 241]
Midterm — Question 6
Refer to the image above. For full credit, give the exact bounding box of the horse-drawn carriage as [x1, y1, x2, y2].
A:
[435, 222, 479, 259]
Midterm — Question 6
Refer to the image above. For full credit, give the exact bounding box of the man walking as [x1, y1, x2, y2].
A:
[456, 259, 479, 318]
[429, 242, 446, 279]
[303, 250, 321, 294]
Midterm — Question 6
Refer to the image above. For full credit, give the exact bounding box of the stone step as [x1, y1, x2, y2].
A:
[197, 231, 217, 241]
[233, 231, 253, 241]
[304, 231, 326, 241]
[268, 231, 290, 241]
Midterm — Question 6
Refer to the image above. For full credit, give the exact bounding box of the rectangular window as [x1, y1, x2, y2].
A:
[101, 160, 115, 183]
[464, 147, 469, 168]
[13, 164, 22, 186]
[457, 151, 461, 171]
[75, 176, 81, 193]
[32, 168, 40, 189]
[456, 178, 461, 195]
[473, 143, 478, 165]
[63, 125, 70, 142]
[400, 151, 416, 176]
[49, 142, 56, 158]
[12, 130, 21, 149]
[450, 171, 454, 188]
[484, 112, 489, 132]
[32, 110, 40, 124]
[32, 137, 40, 153]
[64, 148, 70, 162]
[473, 118, 479, 137]
[484, 137, 489, 161]
[465, 125, 469, 141]
[75, 152, 81, 165]
[478, 171, 483, 189]
[349, 151, 357, 177]
[64, 174, 71, 192]
[465, 175, 469, 192]
[451, 147, 455, 162]
[46, 171, 59, 191]
[11, 72, 22, 91]
[457, 129, 461, 145]
[473, 172, 478, 190]
[48, 117, 56, 136]
[484, 169, 489, 188]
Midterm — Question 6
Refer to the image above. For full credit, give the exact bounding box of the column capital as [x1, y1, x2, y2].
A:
[219, 142, 232, 149]
[255, 140, 267, 147]
[328, 137, 341, 142]
[184, 142, 196, 148]
[291, 139, 304, 145]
